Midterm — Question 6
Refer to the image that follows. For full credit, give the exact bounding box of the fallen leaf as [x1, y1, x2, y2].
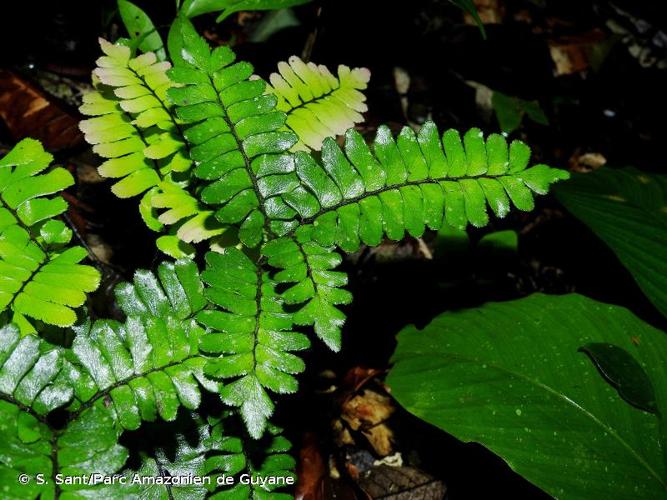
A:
[0, 70, 83, 150]
[357, 465, 447, 499]
[548, 30, 607, 76]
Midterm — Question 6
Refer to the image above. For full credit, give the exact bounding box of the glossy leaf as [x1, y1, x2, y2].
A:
[0, 138, 100, 332]
[555, 167, 667, 319]
[166, 16, 297, 247]
[197, 248, 309, 438]
[181, 0, 311, 21]
[118, 0, 167, 60]
[266, 56, 370, 150]
[264, 122, 569, 252]
[388, 293, 667, 499]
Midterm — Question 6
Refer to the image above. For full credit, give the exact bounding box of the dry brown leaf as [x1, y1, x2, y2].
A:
[0, 70, 83, 150]
[342, 390, 395, 430]
[357, 465, 446, 499]
[548, 30, 607, 76]
[362, 424, 395, 457]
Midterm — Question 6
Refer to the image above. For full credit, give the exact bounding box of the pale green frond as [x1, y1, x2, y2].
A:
[0, 139, 100, 333]
[267, 56, 370, 151]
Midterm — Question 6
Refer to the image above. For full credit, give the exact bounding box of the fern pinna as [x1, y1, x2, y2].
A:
[0, 139, 100, 334]
[1, 15, 568, 498]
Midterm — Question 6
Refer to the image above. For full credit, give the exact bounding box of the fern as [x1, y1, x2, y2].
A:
[266, 56, 370, 151]
[0, 260, 217, 496]
[162, 22, 568, 438]
[267, 123, 570, 251]
[205, 417, 296, 499]
[165, 17, 298, 248]
[197, 248, 310, 438]
[67, 17, 569, 492]
[0, 139, 100, 333]
[262, 233, 351, 351]
[79, 38, 223, 258]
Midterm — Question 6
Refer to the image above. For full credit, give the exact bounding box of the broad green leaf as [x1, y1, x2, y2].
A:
[117, 0, 167, 60]
[555, 167, 667, 319]
[387, 293, 667, 499]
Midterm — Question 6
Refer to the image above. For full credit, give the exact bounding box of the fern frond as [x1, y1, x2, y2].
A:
[197, 248, 310, 438]
[166, 18, 298, 248]
[206, 416, 296, 498]
[263, 232, 351, 351]
[265, 122, 569, 252]
[80, 39, 226, 257]
[92, 38, 191, 180]
[66, 259, 216, 429]
[151, 180, 225, 258]
[0, 139, 100, 333]
[0, 261, 218, 496]
[0, 323, 125, 498]
[266, 56, 370, 151]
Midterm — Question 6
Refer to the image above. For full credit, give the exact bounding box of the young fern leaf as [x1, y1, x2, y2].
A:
[197, 248, 310, 439]
[267, 122, 570, 251]
[166, 18, 297, 248]
[79, 39, 223, 258]
[0, 139, 100, 333]
[266, 56, 370, 151]
[81, 39, 191, 195]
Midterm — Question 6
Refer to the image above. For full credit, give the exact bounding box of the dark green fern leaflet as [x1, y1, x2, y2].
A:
[263, 122, 569, 251]
[0, 261, 215, 498]
[0, 139, 100, 334]
[197, 248, 309, 438]
[0, 323, 126, 499]
[262, 230, 351, 352]
[205, 417, 296, 499]
[93, 411, 296, 498]
[167, 18, 298, 248]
